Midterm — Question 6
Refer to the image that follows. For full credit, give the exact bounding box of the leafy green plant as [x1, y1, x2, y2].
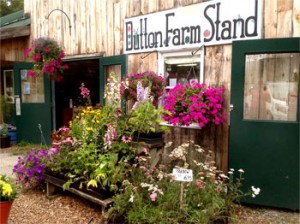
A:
[128, 100, 165, 134]
[105, 141, 260, 224]
[44, 72, 142, 193]
[0, 94, 12, 125]
[126, 80, 168, 135]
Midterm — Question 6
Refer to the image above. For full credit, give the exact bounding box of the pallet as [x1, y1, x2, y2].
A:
[44, 174, 113, 213]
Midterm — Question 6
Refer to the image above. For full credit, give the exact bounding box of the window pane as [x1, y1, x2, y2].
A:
[165, 55, 201, 88]
[104, 65, 121, 107]
[244, 53, 299, 121]
[21, 70, 45, 103]
[4, 70, 14, 103]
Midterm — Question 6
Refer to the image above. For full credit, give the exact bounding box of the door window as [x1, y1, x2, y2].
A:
[104, 65, 122, 107]
[244, 53, 299, 121]
[3, 70, 14, 103]
[20, 69, 45, 103]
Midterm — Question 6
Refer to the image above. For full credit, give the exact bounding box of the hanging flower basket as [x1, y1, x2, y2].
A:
[163, 82, 227, 128]
[25, 37, 68, 82]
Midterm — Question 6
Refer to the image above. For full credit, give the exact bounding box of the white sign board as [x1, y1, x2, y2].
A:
[172, 168, 193, 182]
[124, 0, 262, 54]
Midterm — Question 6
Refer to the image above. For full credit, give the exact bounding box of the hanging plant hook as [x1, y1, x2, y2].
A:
[191, 44, 204, 56]
[46, 9, 72, 35]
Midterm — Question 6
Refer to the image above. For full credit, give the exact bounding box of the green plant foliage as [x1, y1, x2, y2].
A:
[128, 101, 165, 134]
[105, 141, 260, 223]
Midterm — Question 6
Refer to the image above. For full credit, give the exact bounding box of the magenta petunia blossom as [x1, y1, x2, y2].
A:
[163, 83, 226, 127]
[24, 37, 68, 81]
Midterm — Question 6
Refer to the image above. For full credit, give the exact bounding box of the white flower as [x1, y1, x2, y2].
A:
[228, 171, 233, 175]
[165, 142, 173, 148]
[129, 193, 134, 203]
[251, 186, 261, 197]
[229, 168, 235, 172]
[157, 172, 164, 181]
[219, 174, 229, 179]
[238, 169, 245, 173]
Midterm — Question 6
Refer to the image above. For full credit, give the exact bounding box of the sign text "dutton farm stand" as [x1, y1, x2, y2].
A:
[124, 0, 262, 54]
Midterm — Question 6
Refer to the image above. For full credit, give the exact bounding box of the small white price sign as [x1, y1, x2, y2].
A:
[172, 168, 193, 182]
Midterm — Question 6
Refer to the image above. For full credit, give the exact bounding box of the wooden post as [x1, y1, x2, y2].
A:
[180, 182, 184, 210]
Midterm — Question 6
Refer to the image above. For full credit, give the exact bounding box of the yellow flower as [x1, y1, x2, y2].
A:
[0, 180, 12, 197]
[2, 183, 12, 196]
[82, 119, 87, 125]
[87, 179, 98, 188]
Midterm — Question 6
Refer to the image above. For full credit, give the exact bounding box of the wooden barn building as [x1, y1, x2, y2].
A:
[0, 0, 299, 210]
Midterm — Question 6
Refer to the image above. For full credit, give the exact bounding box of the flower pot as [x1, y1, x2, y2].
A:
[0, 201, 13, 224]
[0, 135, 11, 148]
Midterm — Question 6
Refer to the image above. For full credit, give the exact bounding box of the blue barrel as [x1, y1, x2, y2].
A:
[8, 131, 17, 144]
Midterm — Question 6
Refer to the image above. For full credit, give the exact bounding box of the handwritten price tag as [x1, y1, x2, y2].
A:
[172, 168, 193, 182]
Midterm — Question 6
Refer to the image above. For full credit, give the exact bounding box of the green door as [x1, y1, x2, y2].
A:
[14, 62, 52, 145]
[229, 38, 300, 210]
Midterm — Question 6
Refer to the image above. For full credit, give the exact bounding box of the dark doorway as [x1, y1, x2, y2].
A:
[55, 59, 99, 129]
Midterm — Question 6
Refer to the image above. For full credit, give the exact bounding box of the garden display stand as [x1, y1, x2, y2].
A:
[132, 138, 165, 169]
[44, 174, 113, 213]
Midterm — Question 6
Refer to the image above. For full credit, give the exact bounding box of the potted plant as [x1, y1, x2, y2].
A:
[0, 95, 12, 148]
[163, 82, 227, 128]
[120, 71, 166, 106]
[0, 175, 18, 224]
[127, 81, 166, 141]
[25, 37, 68, 82]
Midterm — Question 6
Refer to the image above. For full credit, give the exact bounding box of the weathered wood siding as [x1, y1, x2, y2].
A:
[0, 37, 29, 62]
[0, 0, 292, 171]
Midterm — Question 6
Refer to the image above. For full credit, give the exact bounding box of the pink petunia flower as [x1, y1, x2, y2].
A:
[150, 192, 157, 202]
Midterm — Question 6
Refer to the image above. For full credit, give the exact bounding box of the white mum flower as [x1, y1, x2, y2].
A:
[238, 169, 245, 173]
[219, 174, 229, 179]
[129, 194, 134, 203]
[251, 186, 261, 197]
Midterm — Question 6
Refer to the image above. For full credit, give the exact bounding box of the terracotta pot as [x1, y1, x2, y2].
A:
[0, 201, 13, 224]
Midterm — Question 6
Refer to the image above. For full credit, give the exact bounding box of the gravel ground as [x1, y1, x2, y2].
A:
[1, 147, 299, 224]
[8, 190, 103, 224]
[7, 190, 300, 224]
[0, 152, 19, 177]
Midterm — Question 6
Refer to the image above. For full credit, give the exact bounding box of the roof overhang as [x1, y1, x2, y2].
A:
[0, 25, 30, 40]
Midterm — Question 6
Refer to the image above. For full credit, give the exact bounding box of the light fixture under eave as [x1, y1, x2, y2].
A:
[165, 57, 199, 64]
[177, 63, 198, 67]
